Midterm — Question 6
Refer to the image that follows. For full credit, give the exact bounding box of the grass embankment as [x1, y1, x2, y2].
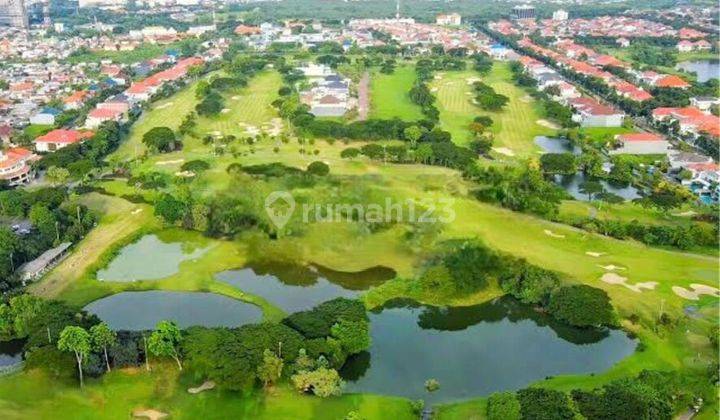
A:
[369, 65, 424, 121]
[0, 365, 415, 419]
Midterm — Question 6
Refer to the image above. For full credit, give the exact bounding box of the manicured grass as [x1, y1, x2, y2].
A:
[369, 66, 424, 121]
[433, 62, 554, 154]
[0, 366, 415, 419]
[67, 43, 176, 65]
[23, 124, 54, 139]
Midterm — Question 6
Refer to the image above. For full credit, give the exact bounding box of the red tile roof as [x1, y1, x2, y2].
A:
[35, 129, 94, 144]
[88, 108, 122, 119]
[655, 75, 690, 89]
[617, 133, 665, 142]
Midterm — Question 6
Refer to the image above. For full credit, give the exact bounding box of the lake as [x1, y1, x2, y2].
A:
[554, 173, 641, 202]
[216, 262, 396, 313]
[342, 297, 636, 403]
[535, 136, 581, 155]
[84, 291, 263, 330]
[676, 60, 720, 83]
[0, 339, 24, 367]
[97, 233, 210, 282]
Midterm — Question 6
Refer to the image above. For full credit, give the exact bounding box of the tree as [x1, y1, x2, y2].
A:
[487, 391, 521, 420]
[291, 367, 344, 397]
[45, 166, 70, 186]
[307, 161, 330, 176]
[470, 138, 493, 156]
[579, 180, 605, 201]
[548, 285, 614, 327]
[517, 387, 576, 420]
[331, 319, 371, 355]
[257, 349, 284, 388]
[340, 147, 360, 160]
[57, 326, 91, 387]
[641, 181, 693, 213]
[540, 153, 577, 175]
[403, 125, 423, 147]
[147, 320, 183, 370]
[142, 127, 177, 153]
[90, 322, 116, 372]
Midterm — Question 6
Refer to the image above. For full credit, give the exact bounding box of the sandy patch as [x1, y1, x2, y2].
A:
[599, 264, 626, 271]
[155, 102, 173, 110]
[131, 208, 142, 215]
[155, 159, 184, 166]
[231, 95, 241, 100]
[492, 147, 515, 156]
[672, 284, 720, 300]
[188, 380, 216, 394]
[174, 171, 195, 178]
[434, 75, 443, 80]
[585, 251, 604, 257]
[672, 211, 697, 217]
[221, 108, 231, 114]
[208, 131, 222, 137]
[520, 95, 532, 103]
[466, 77, 481, 85]
[133, 409, 168, 420]
[465, 92, 473, 96]
[543, 229, 565, 239]
[536, 119, 560, 129]
[601, 273, 657, 293]
[430, 87, 438, 92]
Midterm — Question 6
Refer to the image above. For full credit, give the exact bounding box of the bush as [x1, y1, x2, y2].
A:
[180, 160, 210, 173]
[548, 285, 614, 327]
[307, 161, 330, 176]
[487, 391, 521, 420]
[517, 387, 576, 420]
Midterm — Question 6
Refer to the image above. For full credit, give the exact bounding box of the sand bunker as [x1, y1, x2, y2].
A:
[520, 95, 532, 103]
[672, 211, 697, 217]
[155, 159, 184, 166]
[492, 147, 515, 156]
[231, 95, 241, 100]
[543, 229, 565, 239]
[208, 131, 222, 137]
[536, 119, 560, 129]
[174, 171, 195, 178]
[434, 75, 443, 80]
[131, 208, 142, 215]
[601, 273, 657, 293]
[672, 284, 720, 301]
[466, 77, 482, 85]
[133, 409, 168, 420]
[585, 251, 605, 257]
[221, 108, 231, 114]
[599, 264, 626, 271]
[155, 102, 173, 110]
[188, 380, 216, 394]
[430, 87, 438, 92]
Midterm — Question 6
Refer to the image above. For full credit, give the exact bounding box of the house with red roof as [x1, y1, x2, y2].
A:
[654, 75, 691, 89]
[125, 82, 155, 102]
[235, 25, 262, 36]
[568, 97, 624, 127]
[653, 107, 720, 138]
[63, 90, 92, 110]
[610, 132, 669, 155]
[34, 129, 94, 152]
[0, 147, 38, 186]
[85, 107, 125, 129]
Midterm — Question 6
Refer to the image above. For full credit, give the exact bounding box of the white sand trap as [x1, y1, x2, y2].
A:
[231, 95, 241, 100]
[188, 380, 215, 394]
[155, 159, 184, 166]
[133, 409, 168, 420]
[536, 119, 560, 129]
[601, 273, 657, 293]
[174, 171, 195, 178]
[466, 77, 481, 84]
[672, 284, 720, 300]
[585, 251, 604, 257]
[672, 211, 697, 217]
[543, 229, 565, 239]
[221, 108, 231, 114]
[520, 95, 532, 103]
[131, 208, 142, 215]
[155, 102, 173, 110]
[434, 75, 443, 80]
[465, 92, 473, 95]
[208, 131, 222, 137]
[430, 87, 438, 92]
[492, 147, 515, 156]
[599, 264, 626, 271]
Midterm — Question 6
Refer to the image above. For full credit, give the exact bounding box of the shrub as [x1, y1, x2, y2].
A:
[548, 285, 614, 327]
[487, 391, 521, 420]
[307, 161, 330, 176]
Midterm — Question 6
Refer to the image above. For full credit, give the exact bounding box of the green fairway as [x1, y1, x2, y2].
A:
[369, 66, 424, 121]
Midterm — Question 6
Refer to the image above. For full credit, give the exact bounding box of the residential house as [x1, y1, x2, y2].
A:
[569, 97, 624, 127]
[85, 107, 123, 129]
[29, 107, 61, 125]
[0, 147, 38, 186]
[436, 13, 462, 26]
[690, 97, 720, 112]
[610, 133, 670, 155]
[63, 90, 92, 110]
[34, 129, 93, 152]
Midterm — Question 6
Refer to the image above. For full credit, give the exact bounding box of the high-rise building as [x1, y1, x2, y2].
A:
[512, 4, 535, 20]
[0, 0, 29, 29]
[552, 9, 568, 21]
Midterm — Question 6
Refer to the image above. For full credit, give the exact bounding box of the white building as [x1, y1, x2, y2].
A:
[552, 10, 569, 21]
[436, 13, 462, 26]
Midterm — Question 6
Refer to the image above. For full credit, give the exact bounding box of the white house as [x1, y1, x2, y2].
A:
[436, 13, 462, 26]
[610, 133, 670, 155]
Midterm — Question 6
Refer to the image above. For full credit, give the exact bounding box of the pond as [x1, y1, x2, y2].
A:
[216, 262, 396, 313]
[534, 136, 581, 155]
[0, 339, 24, 367]
[341, 297, 636, 403]
[554, 173, 641, 202]
[84, 291, 263, 330]
[676, 60, 720, 83]
[97, 233, 210, 282]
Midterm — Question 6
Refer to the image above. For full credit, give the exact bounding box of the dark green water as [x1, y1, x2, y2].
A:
[341, 297, 636, 403]
[0, 339, 24, 366]
[83, 291, 262, 330]
[216, 262, 396, 313]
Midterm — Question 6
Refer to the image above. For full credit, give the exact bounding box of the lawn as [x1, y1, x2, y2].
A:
[67, 43, 178, 65]
[369, 66, 424, 121]
[0, 366, 415, 420]
[433, 62, 555, 154]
